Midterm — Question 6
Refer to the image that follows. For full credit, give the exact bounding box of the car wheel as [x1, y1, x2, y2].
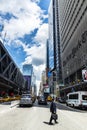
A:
[72, 104, 74, 107]
[19, 104, 22, 107]
[66, 103, 68, 106]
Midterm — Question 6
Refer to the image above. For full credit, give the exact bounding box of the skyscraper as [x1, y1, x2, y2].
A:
[48, 0, 62, 83]
[23, 64, 33, 91]
[48, 0, 62, 96]
[48, 0, 55, 71]
[58, 0, 87, 94]
[23, 64, 33, 76]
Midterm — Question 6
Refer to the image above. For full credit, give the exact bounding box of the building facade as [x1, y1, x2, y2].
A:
[23, 64, 33, 76]
[0, 40, 26, 96]
[53, 0, 62, 83]
[48, 0, 62, 96]
[58, 0, 87, 96]
[48, 0, 55, 71]
[23, 64, 33, 92]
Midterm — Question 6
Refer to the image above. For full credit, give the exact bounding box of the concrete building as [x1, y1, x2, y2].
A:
[58, 0, 87, 96]
[0, 40, 25, 96]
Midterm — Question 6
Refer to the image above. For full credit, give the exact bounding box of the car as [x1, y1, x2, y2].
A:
[2, 96, 11, 102]
[19, 94, 33, 107]
[38, 96, 47, 105]
[47, 95, 52, 102]
[58, 97, 66, 103]
[9, 96, 16, 101]
[14, 95, 21, 100]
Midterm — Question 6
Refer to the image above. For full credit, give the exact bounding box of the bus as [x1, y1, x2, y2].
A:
[66, 91, 87, 108]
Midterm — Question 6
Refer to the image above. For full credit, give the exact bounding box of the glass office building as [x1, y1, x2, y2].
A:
[23, 64, 33, 91]
[48, 0, 55, 71]
[48, 0, 62, 83]
[23, 64, 33, 76]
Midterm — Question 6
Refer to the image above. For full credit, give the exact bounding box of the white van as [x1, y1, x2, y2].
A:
[66, 91, 87, 108]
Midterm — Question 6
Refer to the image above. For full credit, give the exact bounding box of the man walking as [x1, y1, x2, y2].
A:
[49, 98, 58, 125]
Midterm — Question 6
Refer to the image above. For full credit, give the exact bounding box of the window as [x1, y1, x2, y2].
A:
[82, 95, 87, 100]
[69, 94, 78, 99]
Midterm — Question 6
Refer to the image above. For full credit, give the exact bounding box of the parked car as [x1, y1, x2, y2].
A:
[19, 94, 33, 107]
[38, 96, 47, 105]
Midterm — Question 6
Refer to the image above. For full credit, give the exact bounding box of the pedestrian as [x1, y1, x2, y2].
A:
[49, 98, 58, 125]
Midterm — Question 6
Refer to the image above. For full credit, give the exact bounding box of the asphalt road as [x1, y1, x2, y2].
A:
[0, 101, 87, 130]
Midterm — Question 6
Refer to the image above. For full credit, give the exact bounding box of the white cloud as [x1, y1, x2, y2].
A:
[0, 0, 46, 41]
[0, 0, 48, 88]
[22, 23, 48, 83]
[34, 23, 48, 45]
[22, 23, 48, 65]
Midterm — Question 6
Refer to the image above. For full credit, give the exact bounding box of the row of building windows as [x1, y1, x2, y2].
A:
[62, 0, 83, 46]
[62, 5, 87, 52]
[61, 0, 78, 39]
[62, 1, 86, 51]
[61, 0, 72, 28]
[61, 0, 74, 34]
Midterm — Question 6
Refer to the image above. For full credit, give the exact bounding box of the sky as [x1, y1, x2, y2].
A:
[0, 0, 50, 89]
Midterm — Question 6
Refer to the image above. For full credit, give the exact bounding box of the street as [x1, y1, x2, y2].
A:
[0, 101, 87, 130]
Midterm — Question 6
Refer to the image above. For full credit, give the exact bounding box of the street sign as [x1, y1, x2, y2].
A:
[48, 72, 52, 77]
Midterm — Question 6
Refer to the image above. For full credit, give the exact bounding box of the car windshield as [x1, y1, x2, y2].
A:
[21, 95, 31, 98]
[40, 96, 45, 99]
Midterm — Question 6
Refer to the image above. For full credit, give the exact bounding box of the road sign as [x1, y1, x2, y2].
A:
[48, 72, 52, 77]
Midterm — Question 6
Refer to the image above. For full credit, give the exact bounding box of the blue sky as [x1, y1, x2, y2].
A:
[0, 0, 50, 87]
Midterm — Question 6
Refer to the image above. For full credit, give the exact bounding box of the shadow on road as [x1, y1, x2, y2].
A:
[43, 121, 54, 125]
[57, 102, 87, 113]
[43, 121, 59, 125]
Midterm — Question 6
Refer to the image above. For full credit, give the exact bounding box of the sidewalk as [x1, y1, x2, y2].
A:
[0, 100, 19, 114]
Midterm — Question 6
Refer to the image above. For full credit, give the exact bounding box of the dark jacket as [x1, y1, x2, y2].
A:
[50, 101, 56, 113]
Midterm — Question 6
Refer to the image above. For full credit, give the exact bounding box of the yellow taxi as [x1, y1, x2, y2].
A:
[47, 95, 52, 102]
[2, 96, 11, 102]
[10, 96, 16, 101]
[14, 95, 21, 100]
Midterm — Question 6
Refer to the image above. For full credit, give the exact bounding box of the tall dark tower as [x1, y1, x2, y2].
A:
[48, 0, 62, 83]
